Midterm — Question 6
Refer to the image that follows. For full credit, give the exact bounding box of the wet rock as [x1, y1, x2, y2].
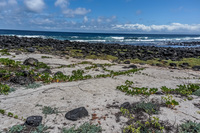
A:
[120, 102, 131, 109]
[23, 58, 38, 66]
[65, 107, 89, 121]
[25, 116, 43, 127]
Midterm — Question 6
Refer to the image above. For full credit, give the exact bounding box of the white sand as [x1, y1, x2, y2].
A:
[0, 53, 200, 133]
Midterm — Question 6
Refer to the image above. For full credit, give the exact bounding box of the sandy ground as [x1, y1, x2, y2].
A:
[0, 52, 200, 133]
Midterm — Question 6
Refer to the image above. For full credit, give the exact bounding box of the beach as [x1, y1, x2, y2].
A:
[0, 36, 200, 133]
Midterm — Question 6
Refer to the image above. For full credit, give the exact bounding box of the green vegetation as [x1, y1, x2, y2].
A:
[162, 95, 179, 108]
[116, 80, 158, 96]
[42, 106, 59, 116]
[0, 49, 11, 55]
[8, 125, 25, 133]
[8, 124, 49, 133]
[41, 56, 52, 58]
[130, 58, 200, 68]
[192, 89, 200, 96]
[61, 122, 102, 133]
[0, 58, 20, 67]
[133, 102, 159, 115]
[179, 121, 200, 133]
[0, 109, 5, 115]
[25, 83, 42, 89]
[161, 84, 200, 96]
[0, 83, 10, 95]
[120, 108, 164, 133]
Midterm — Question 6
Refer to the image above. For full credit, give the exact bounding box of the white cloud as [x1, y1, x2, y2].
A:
[63, 8, 91, 17]
[55, 0, 91, 17]
[24, 0, 45, 13]
[55, 0, 69, 8]
[112, 23, 200, 33]
[8, 0, 17, 5]
[83, 16, 88, 23]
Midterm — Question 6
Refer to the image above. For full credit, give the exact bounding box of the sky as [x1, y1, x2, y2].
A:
[0, 0, 200, 33]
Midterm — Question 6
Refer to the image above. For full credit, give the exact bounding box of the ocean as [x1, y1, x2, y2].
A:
[1, 29, 200, 47]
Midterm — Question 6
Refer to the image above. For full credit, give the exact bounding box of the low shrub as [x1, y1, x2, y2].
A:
[179, 121, 200, 133]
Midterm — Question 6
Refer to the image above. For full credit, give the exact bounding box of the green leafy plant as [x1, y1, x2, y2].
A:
[25, 83, 42, 89]
[162, 95, 179, 108]
[0, 109, 5, 115]
[179, 121, 200, 133]
[41, 56, 52, 58]
[133, 102, 159, 115]
[116, 80, 158, 96]
[42, 106, 59, 116]
[0, 83, 10, 95]
[192, 89, 200, 96]
[8, 125, 25, 133]
[32, 124, 50, 133]
[61, 122, 102, 133]
[8, 112, 14, 117]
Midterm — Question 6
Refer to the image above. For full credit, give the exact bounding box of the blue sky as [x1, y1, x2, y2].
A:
[0, 0, 200, 33]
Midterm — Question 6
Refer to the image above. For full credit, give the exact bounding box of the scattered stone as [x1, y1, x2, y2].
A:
[10, 76, 34, 85]
[38, 68, 52, 74]
[65, 107, 89, 121]
[192, 66, 200, 71]
[54, 71, 64, 76]
[128, 64, 137, 69]
[27, 47, 35, 53]
[124, 61, 130, 64]
[23, 58, 38, 66]
[25, 116, 43, 127]
[120, 102, 131, 109]
[169, 63, 177, 67]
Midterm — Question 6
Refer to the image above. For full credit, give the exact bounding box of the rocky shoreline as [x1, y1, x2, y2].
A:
[1, 35, 200, 61]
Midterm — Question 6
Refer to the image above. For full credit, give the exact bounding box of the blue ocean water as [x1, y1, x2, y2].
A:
[1, 29, 200, 47]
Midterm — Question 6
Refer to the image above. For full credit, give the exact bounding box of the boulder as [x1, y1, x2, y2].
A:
[38, 68, 52, 74]
[65, 107, 88, 121]
[25, 116, 43, 127]
[23, 58, 38, 66]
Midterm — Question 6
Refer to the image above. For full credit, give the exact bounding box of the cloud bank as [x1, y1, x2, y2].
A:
[24, 0, 45, 13]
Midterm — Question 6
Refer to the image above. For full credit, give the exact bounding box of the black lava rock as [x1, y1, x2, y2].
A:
[124, 61, 130, 64]
[10, 76, 34, 85]
[65, 107, 88, 121]
[27, 47, 35, 53]
[25, 116, 43, 127]
[169, 63, 177, 67]
[192, 66, 200, 71]
[120, 102, 131, 109]
[23, 58, 38, 66]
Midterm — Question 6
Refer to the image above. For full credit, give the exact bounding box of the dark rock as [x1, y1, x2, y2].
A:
[120, 102, 131, 109]
[27, 47, 35, 53]
[65, 107, 88, 121]
[124, 61, 130, 64]
[38, 68, 52, 74]
[10, 76, 34, 85]
[54, 71, 63, 76]
[25, 116, 43, 127]
[128, 64, 137, 69]
[23, 58, 38, 66]
[169, 63, 177, 67]
[192, 66, 200, 71]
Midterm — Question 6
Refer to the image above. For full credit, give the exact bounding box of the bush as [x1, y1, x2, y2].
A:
[0, 83, 10, 95]
[192, 89, 200, 96]
[133, 102, 159, 114]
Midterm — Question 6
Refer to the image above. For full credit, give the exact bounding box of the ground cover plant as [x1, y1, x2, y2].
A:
[0, 83, 10, 95]
[61, 122, 102, 133]
[116, 80, 158, 96]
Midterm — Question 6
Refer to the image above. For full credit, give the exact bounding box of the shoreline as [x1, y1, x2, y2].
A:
[0, 36, 200, 132]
